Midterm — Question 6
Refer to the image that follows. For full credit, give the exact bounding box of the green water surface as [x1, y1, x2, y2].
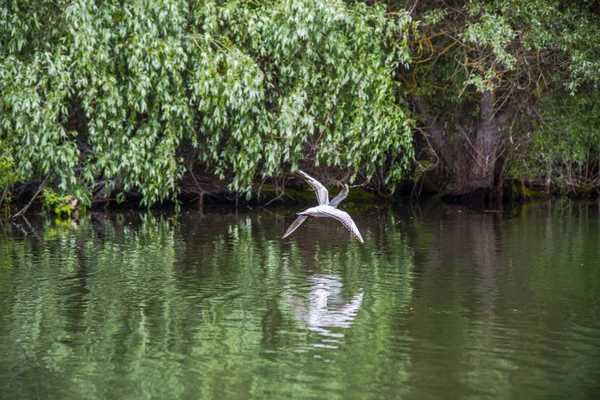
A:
[1, 201, 600, 399]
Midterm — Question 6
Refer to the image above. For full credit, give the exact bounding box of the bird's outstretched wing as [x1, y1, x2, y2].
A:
[328, 184, 348, 208]
[282, 215, 308, 239]
[319, 208, 364, 244]
[298, 170, 329, 205]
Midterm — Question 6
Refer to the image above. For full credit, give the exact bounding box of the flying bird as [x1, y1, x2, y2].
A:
[282, 170, 364, 244]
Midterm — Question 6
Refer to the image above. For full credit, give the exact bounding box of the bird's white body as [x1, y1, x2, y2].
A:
[282, 170, 364, 244]
[298, 205, 335, 217]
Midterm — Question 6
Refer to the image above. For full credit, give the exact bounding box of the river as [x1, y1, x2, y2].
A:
[1, 200, 599, 399]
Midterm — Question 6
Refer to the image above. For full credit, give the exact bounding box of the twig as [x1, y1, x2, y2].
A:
[11, 175, 48, 219]
[189, 171, 206, 209]
[0, 187, 7, 208]
[256, 178, 266, 202]
[263, 193, 284, 207]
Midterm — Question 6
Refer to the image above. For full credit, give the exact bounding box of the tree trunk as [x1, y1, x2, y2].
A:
[414, 91, 504, 196]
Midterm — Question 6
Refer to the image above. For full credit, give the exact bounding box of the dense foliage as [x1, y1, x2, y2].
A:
[402, 0, 600, 195]
[506, 90, 600, 190]
[2, 0, 600, 211]
[0, 0, 413, 208]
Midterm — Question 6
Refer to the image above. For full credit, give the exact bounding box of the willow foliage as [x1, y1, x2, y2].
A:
[0, 0, 414, 206]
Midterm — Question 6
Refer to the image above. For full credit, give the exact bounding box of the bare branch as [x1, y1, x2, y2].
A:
[11, 175, 49, 219]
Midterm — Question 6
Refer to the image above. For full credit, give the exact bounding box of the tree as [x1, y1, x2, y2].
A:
[0, 0, 415, 208]
[2, 0, 600, 209]
[399, 0, 600, 196]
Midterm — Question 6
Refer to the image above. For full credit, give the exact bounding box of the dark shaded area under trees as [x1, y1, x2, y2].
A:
[1, 0, 600, 216]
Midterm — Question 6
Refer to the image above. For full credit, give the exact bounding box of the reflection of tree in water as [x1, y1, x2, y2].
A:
[287, 274, 363, 347]
[3, 205, 600, 398]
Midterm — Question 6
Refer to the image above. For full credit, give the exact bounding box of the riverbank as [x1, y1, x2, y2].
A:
[2, 178, 599, 223]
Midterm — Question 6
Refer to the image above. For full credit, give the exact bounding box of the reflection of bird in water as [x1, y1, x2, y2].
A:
[288, 274, 363, 342]
[282, 170, 364, 243]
